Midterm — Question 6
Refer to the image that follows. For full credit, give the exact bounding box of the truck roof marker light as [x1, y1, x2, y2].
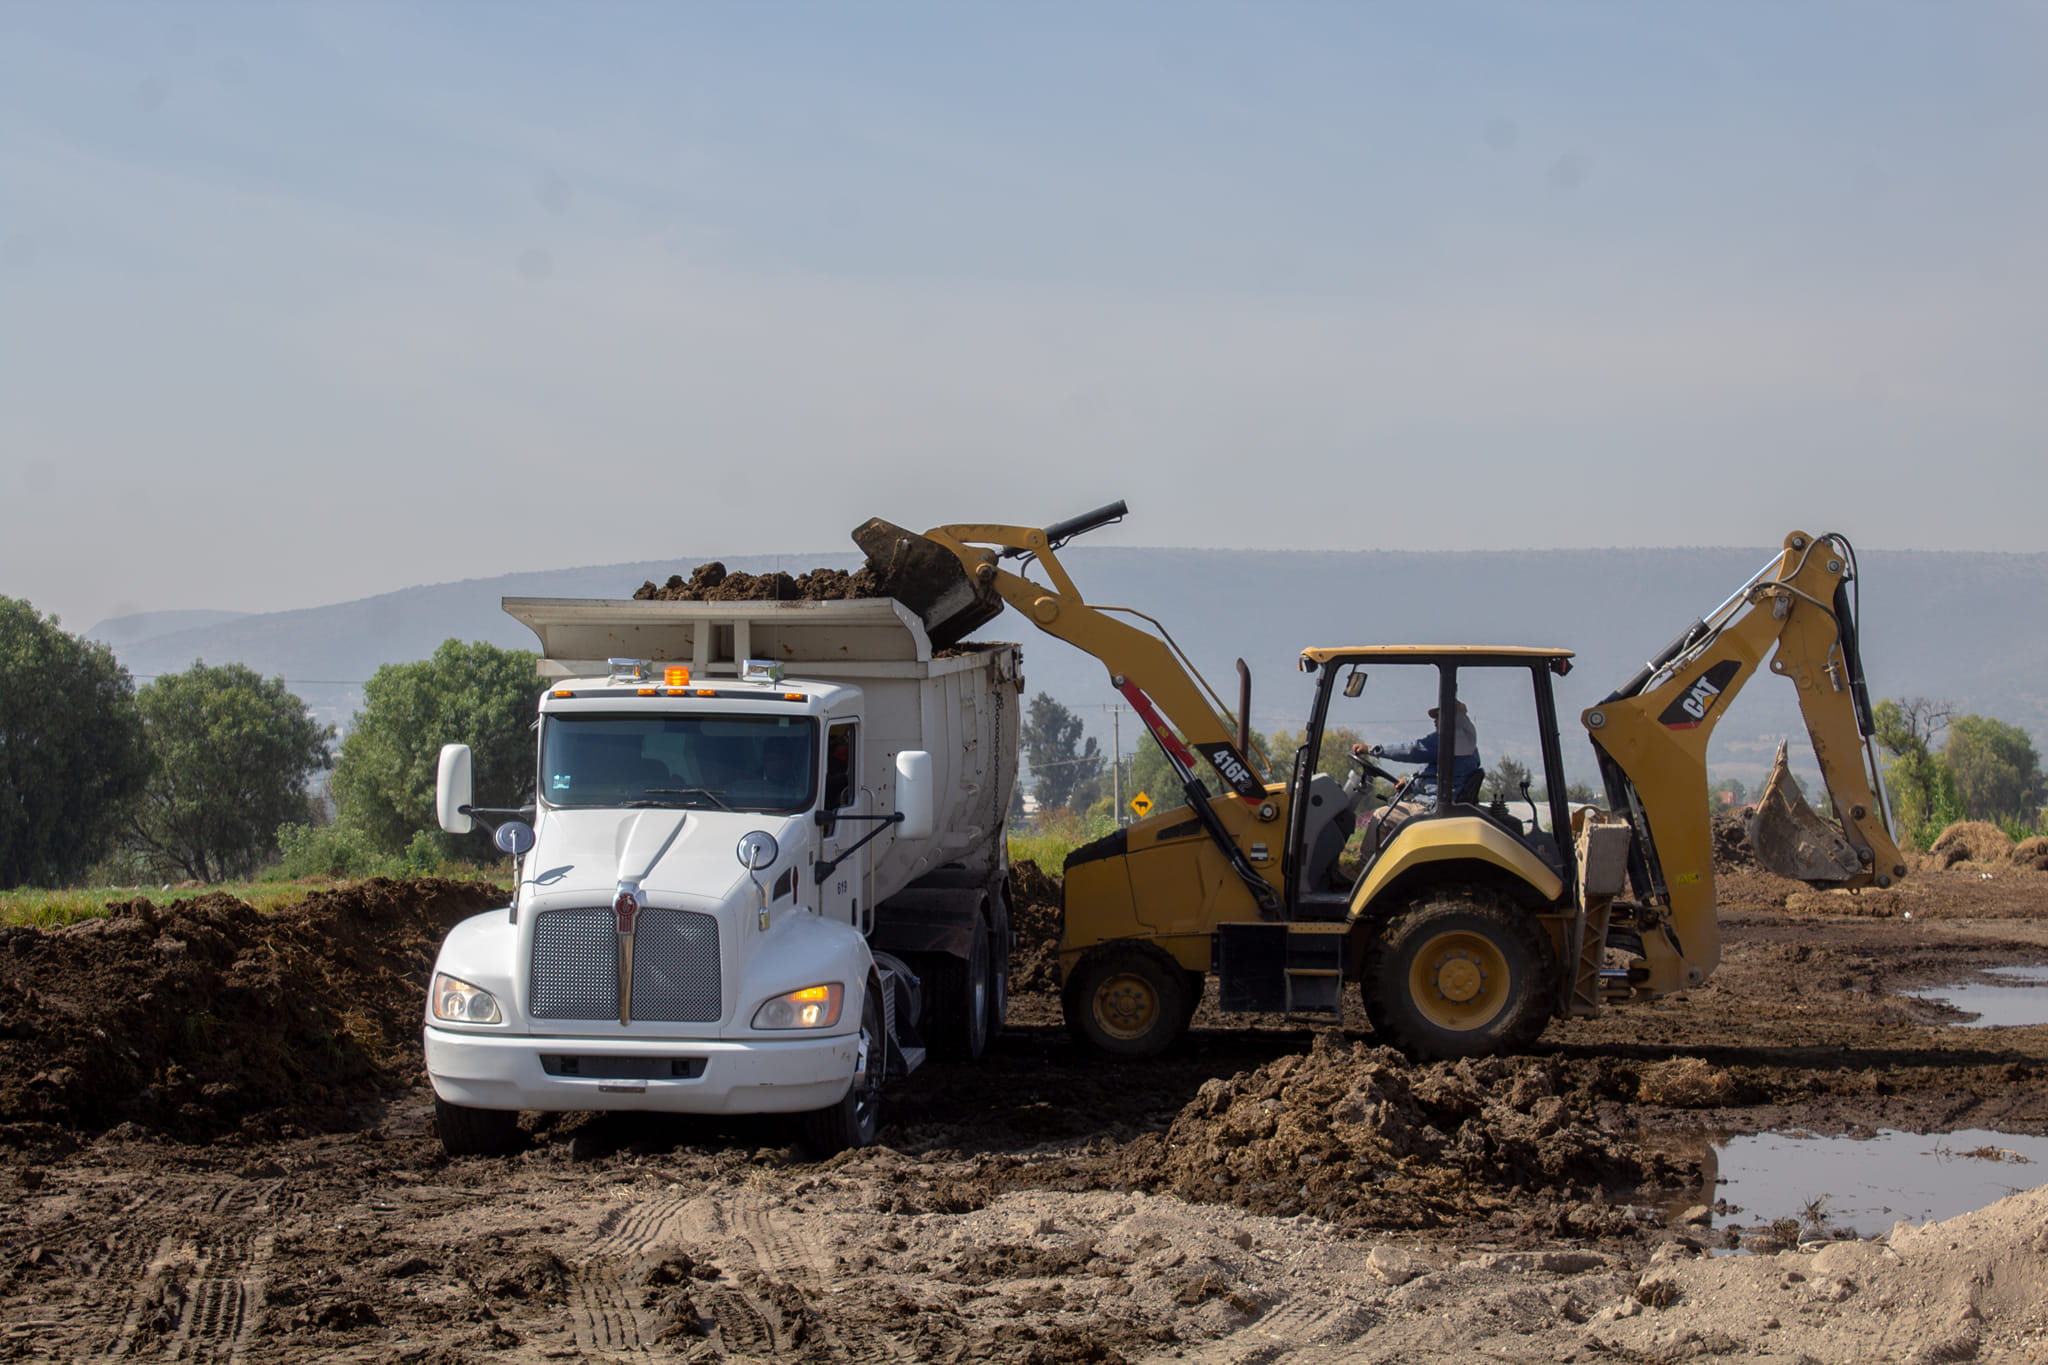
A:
[666, 688, 686, 697]
[784, 692, 806, 702]
[665, 665, 689, 687]
[637, 687, 657, 696]
[696, 688, 717, 697]
[552, 689, 574, 698]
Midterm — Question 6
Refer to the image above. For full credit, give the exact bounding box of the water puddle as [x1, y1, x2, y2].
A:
[1906, 965, 2048, 1028]
[1648, 1128, 2048, 1241]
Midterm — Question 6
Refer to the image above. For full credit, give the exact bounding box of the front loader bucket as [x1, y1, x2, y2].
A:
[1749, 742, 1863, 884]
[852, 518, 1003, 650]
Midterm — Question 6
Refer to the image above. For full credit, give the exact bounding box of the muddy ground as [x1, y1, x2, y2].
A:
[4, 836, 2048, 1362]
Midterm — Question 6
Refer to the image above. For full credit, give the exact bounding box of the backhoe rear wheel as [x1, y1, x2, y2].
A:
[1362, 888, 1553, 1061]
[1063, 943, 1189, 1059]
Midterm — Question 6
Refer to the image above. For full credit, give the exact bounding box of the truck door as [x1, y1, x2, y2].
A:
[816, 720, 867, 929]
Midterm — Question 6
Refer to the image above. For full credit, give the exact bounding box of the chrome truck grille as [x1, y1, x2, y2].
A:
[529, 906, 721, 1022]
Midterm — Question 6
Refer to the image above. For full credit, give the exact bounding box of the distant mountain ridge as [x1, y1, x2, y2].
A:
[91, 546, 2048, 784]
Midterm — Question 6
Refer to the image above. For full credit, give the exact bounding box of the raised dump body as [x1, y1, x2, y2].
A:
[422, 595, 1022, 1157]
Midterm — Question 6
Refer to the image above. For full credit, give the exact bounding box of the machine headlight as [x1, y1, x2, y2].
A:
[750, 983, 844, 1030]
[431, 973, 503, 1025]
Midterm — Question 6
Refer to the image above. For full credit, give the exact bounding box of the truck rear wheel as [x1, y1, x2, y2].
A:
[802, 977, 885, 1155]
[925, 918, 993, 1062]
[1063, 943, 1189, 1059]
[434, 1096, 522, 1157]
[1362, 888, 1553, 1061]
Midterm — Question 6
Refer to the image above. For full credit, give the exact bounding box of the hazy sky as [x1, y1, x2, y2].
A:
[5, 2, 2043, 633]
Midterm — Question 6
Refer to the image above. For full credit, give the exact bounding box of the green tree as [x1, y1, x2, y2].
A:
[1268, 725, 1365, 784]
[1874, 696, 1960, 846]
[331, 640, 540, 855]
[1484, 756, 1533, 804]
[1945, 715, 2046, 824]
[125, 661, 335, 881]
[0, 598, 151, 887]
[1021, 693, 1103, 814]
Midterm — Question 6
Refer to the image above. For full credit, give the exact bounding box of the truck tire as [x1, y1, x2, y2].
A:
[802, 977, 885, 1156]
[1063, 943, 1189, 1060]
[434, 1096, 522, 1157]
[924, 917, 993, 1062]
[1361, 888, 1553, 1061]
[988, 892, 1012, 1036]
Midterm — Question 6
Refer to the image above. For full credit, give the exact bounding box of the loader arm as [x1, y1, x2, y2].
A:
[1582, 529, 1908, 994]
[856, 506, 1282, 914]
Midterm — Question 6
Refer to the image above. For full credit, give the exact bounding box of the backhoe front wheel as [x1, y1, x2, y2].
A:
[1064, 943, 1189, 1059]
[1363, 889, 1553, 1061]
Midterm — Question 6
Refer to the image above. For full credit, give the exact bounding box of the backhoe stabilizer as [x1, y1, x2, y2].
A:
[1748, 741, 1865, 885]
[852, 517, 1004, 649]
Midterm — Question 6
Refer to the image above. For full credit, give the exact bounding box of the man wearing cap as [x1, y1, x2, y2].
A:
[1349, 702, 1482, 844]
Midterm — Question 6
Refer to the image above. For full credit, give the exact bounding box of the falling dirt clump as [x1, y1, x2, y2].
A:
[1132, 1035, 1689, 1232]
[0, 878, 503, 1142]
[1928, 820, 2017, 869]
[2013, 836, 2048, 872]
[1008, 860, 1064, 998]
[634, 561, 889, 603]
[1710, 814, 1757, 872]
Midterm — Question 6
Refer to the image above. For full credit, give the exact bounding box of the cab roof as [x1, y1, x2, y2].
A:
[1299, 645, 1575, 666]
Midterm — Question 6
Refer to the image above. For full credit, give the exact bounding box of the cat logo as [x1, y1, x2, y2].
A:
[1657, 660, 1743, 730]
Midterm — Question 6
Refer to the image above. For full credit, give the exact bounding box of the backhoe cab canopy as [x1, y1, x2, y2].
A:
[1299, 645, 1575, 671]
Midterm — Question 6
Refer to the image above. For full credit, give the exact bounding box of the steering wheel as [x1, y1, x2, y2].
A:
[1346, 749, 1399, 787]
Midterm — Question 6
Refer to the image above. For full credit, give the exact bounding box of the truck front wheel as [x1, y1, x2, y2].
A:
[1063, 943, 1189, 1060]
[1362, 888, 1553, 1061]
[802, 977, 885, 1155]
[434, 1096, 522, 1157]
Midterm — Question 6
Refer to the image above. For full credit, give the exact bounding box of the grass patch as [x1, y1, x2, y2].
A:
[0, 863, 510, 928]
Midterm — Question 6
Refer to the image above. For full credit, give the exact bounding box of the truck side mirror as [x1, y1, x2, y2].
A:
[437, 744, 475, 833]
[895, 751, 934, 840]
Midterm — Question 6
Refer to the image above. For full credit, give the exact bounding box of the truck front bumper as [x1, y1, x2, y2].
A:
[424, 1026, 858, 1115]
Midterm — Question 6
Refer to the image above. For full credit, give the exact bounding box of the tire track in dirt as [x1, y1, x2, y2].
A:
[92, 1180, 281, 1364]
[565, 1255, 651, 1358]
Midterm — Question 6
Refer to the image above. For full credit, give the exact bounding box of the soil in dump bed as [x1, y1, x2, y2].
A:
[0, 878, 503, 1145]
[634, 560, 888, 603]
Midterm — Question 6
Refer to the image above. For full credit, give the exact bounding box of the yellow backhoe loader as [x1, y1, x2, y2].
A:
[857, 504, 1907, 1061]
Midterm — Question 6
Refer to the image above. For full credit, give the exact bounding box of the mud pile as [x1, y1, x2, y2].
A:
[0, 878, 502, 1144]
[1930, 820, 2018, 869]
[1130, 1035, 1690, 1233]
[634, 561, 887, 603]
[1007, 860, 1063, 999]
[1710, 814, 1756, 871]
[2015, 835, 2048, 872]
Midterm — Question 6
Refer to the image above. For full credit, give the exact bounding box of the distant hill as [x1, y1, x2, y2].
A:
[97, 546, 2048, 788]
[85, 609, 251, 650]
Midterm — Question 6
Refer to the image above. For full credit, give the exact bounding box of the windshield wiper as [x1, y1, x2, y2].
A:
[641, 787, 732, 810]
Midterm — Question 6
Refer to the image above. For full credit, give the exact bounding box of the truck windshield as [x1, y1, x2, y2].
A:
[540, 714, 817, 814]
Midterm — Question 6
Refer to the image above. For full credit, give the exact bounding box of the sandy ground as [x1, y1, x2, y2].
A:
[3, 846, 2048, 1363]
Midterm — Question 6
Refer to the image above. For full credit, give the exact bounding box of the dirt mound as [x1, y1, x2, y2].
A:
[634, 561, 888, 603]
[1007, 860, 1064, 999]
[2011, 835, 2048, 872]
[1131, 1035, 1689, 1233]
[1928, 820, 2017, 868]
[0, 878, 503, 1143]
[1784, 887, 1905, 917]
[1710, 814, 1757, 872]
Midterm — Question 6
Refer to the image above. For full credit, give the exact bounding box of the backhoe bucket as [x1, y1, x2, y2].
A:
[1748, 742, 1863, 884]
[852, 518, 1003, 650]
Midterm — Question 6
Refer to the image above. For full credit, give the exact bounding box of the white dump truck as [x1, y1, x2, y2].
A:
[423, 595, 1021, 1156]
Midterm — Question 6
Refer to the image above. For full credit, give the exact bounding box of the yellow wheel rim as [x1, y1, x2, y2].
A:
[1093, 971, 1161, 1041]
[1407, 930, 1511, 1032]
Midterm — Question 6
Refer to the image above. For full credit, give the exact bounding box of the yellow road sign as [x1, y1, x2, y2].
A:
[1129, 791, 1152, 817]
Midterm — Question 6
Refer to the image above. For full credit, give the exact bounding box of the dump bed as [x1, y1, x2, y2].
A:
[502, 595, 1023, 900]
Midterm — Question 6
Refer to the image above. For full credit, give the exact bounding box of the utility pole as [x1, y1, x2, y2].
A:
[1104, 704, 1132, 825]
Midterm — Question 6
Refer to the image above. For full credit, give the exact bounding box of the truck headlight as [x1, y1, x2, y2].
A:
[432, 973, 503, 1025]
[751, 983, 843, 1030]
